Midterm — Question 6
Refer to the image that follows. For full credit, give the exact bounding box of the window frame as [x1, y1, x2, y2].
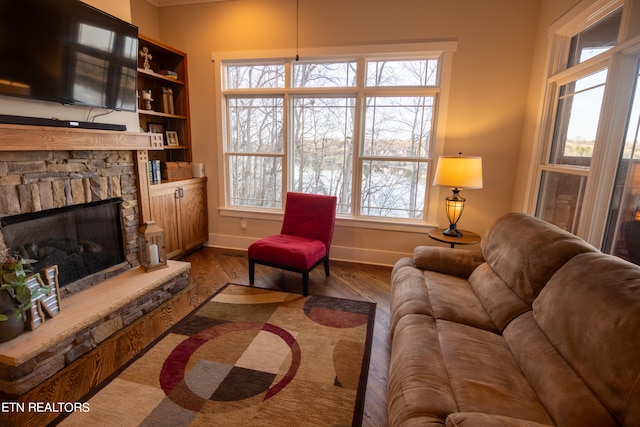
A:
[527, 0, 640, 248]
[212, 42, 457, 232]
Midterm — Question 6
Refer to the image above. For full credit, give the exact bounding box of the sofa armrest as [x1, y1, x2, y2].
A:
[413, 246, 484, 278]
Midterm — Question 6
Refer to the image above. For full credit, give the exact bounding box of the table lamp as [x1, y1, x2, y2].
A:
[433, 153, 483, 237]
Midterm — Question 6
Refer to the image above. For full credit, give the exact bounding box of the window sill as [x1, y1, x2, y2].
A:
[218, 207, 437, 233]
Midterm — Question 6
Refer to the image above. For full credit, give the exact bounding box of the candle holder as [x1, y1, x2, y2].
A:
[139, 221, 168, 272]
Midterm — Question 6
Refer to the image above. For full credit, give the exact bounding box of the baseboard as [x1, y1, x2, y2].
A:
[207, 233, 410, 267]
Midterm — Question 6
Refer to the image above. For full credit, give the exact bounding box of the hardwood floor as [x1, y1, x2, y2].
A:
[1, 247, 392, 427]
[184, 247, 392, 427]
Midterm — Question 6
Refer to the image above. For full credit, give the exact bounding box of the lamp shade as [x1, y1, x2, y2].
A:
[433, 155, 483, 189]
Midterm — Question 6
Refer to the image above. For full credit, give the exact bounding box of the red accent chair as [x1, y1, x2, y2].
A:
[248, 192, 338, 296]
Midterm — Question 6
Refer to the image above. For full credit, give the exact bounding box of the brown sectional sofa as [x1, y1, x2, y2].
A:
[388, 212, 640, 426]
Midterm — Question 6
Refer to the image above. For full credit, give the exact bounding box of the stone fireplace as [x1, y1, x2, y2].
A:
[0, 150, 140, 270]
[0, 130, 190, 397]
[1, 198, 126, 297]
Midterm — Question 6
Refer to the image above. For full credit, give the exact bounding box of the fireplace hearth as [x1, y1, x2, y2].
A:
[1, 199, 126, 295]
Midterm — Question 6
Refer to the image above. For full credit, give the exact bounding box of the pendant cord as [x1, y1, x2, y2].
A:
[295, 0, 299, 61]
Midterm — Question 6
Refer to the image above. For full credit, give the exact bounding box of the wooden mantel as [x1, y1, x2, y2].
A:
[0, 123, 164, 151]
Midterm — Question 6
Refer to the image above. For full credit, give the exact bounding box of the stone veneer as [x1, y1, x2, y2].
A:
[0, 150, 141, 292]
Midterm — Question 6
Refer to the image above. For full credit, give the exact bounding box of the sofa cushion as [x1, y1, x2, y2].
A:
[388, 314, 457, 426]
[533, 253, 640, 427]
[468, 263, 531, 332]
[481, 212, 597, 305]
[390, 257, 434, 335]
[438, 320, 552, 425]
[390, 257, 497, 334]
[504, 312, 616, 427]
[424, 271, 497, 332]
[389, 315, 552, 427]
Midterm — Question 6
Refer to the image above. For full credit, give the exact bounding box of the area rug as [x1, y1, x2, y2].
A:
[55, 283, 376, 427]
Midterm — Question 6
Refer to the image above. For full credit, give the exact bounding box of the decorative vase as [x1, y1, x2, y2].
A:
[0, 291, 26, 343]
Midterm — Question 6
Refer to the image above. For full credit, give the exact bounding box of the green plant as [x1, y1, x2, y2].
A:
[0, 250, 51, 321]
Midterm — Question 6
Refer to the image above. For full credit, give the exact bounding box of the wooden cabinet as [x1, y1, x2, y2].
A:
[137, 34, 191, 163]
[149, 178, 208, 258]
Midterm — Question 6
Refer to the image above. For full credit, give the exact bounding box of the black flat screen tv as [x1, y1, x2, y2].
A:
[0, 0, 138, 112]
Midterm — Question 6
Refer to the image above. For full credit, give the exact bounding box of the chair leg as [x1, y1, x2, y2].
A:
[324, 256, 330, 276]
[249, 259, 255, 284]
[302, 272, 309, 297]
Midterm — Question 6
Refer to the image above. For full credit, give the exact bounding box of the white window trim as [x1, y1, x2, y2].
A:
[527, 0, 640, 248]
[212, 40, 457, 231]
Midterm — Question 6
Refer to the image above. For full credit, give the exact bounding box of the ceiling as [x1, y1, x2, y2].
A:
[145, 0, 232, 7]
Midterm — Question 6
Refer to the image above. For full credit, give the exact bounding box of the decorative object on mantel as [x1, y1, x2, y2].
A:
[139, 221, 168, 272]
[0, 250, 51, 342]
[140, 46, 152, 70]
[162, 87, 175, 114]
[163, 161, 192, 181]
[141, 89, 153, 110]
[26, 265, 61, 331]
[166, 130, 179, 147]
[191, 162, 205, 178]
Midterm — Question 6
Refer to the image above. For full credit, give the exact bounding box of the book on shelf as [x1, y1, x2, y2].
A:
[148, 160, 161, 184]
[161, 70, 179, 79]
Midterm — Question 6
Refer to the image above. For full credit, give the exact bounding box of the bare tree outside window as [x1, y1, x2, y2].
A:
[293, 96, 354, 213]
[293, 62, 357, 88]
[227, 64, 284, 89]
[366, 59, 439, 87]
[227, 96, 283, 207]
[222, 56, 441, 220]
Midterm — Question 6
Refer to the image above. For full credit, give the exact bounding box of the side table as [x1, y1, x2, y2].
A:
[427, 228, 481, 248]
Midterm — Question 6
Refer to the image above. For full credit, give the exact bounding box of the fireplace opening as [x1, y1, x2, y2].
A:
[1, 199, 126, 291]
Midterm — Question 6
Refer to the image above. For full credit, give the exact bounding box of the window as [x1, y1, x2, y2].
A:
[292, 96, 354, 214]
[361, 95, 432, 218]
[531, 0, 640, 263]
[217, 44, 454, 224]
[602, 61, 640, 263]
[536, 68, 608, 233]
[567, 7, 622, 66]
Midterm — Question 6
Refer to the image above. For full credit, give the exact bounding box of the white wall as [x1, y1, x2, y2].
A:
[129, 0, 543, 264]
[130, 0, 162, 40]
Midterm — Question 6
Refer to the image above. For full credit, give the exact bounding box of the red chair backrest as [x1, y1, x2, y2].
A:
[280, 192, 337, 251]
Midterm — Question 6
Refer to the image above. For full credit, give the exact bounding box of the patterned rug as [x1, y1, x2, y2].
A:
[55, 284, 376, 426]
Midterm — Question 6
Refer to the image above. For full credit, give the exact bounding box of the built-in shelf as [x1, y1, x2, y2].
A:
[0, 123, 163, 151]
[139, 110, 188, 120]
[137, 34, 192, 164]
[137, 68, 186, 85]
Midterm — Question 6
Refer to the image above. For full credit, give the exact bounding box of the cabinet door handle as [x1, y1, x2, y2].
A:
[176, 188, 184, 199]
